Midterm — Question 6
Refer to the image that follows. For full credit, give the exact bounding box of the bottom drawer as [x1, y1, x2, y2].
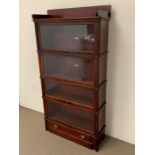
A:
[46, 119, 95, 148]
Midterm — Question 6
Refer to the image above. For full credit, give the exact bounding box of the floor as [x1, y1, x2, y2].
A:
[19, 107, 135, 155]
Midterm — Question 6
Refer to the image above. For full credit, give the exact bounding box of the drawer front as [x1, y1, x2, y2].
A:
[43, 79, 96, 108]
[41, 54, 97, 84]
[44, 99, 96, 133]
[46, 119, 94, 144]
[38, 23, 97, 53]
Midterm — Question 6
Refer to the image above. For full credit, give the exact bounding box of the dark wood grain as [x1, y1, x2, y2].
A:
[32, 5, 111, 151]
[47, 5, 111, 18]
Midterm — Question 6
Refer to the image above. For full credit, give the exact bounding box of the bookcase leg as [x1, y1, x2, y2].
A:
[95, 145, 99, 152]
[94, 141, 99, 152]
[44, 121, 48, 131]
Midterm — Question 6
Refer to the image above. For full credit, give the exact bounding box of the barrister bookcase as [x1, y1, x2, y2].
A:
[32, 5, 111, 151]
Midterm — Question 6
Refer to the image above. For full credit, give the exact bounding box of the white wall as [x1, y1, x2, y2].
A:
[19, 0, 135, 144]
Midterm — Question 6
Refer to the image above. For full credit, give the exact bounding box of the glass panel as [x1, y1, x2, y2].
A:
[99, 54, 107, 84]
[98, 105, 106, 131]
[43, 55, 95, 83]
[39, 24, 96, 52]
[47, 101, 94, 132]
[44, 80, 94, 106]
[98, 83, 106, 107]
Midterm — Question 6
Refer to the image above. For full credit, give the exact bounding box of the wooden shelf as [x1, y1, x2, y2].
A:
[42, 76, 96, 89]
[38, 50, 96, 56]
[46, 84, 93, 106]
[47, 101, 94, 132]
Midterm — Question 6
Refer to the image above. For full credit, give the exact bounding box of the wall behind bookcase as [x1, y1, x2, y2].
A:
[19, 0, 135, 144]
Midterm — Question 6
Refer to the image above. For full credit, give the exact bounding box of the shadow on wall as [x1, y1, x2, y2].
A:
[106, 8, 117, 136]
[106, 8, 129, 138]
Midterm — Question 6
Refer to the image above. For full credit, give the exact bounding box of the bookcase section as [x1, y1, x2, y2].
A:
[32, 5, 111, 151]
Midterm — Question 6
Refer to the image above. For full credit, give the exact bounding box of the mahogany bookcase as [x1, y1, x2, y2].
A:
[32, 5, 111, 151]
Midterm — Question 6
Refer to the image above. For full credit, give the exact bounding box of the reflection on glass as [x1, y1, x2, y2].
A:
[98, 105, 105, 131]
[40, 24, 95, 51]
[43, 55, 95, 83]
[47, 101, 94, 131]
[45, 80, 94, 105]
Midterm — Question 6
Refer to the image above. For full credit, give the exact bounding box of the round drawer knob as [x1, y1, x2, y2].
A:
[80, 135, 85, 140]
[53, 124, 58, 129]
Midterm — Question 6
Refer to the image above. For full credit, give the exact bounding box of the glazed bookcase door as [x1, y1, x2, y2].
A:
[41, 54, 97, 85]
[45, 100, 96, 133]
[98, 54, 107, 84]
[98, 104, 106, 132]
[97, 83, 106, 107]
[43, 79, 96, 108]
[37, 23, 97, 53]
